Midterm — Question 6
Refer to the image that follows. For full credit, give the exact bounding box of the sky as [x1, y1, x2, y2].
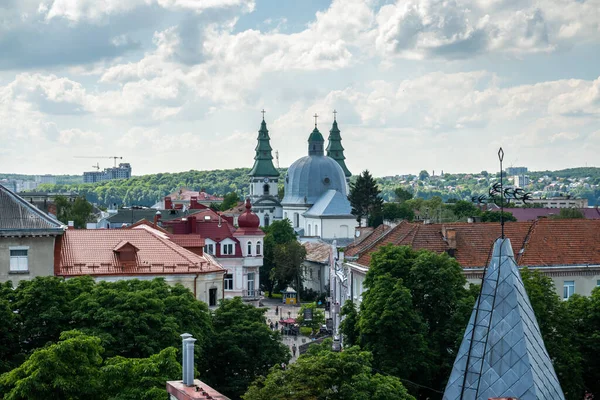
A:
[0, 0, 599, 177]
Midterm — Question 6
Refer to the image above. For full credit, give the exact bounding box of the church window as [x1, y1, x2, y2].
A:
[256, 241, 261, 255]
[315, 225, 319, 237]
[263, 184, 269, 195]
[294, 213, 299, 228]
[307, 224, 311, 236]
[247, 241, 252, 256]
[264, 215, 270, 227]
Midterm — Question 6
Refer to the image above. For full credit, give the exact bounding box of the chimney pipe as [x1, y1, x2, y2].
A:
[183, 337, 197, 386]
[180, 333, 192, 384]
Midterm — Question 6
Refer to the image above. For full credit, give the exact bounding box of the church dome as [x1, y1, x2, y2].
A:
[282, 155, 348, 205]
[238, 199, 260, 228]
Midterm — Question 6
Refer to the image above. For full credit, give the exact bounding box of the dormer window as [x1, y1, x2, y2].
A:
[113, 241, 139, 263]
[222, 243, 234, 255]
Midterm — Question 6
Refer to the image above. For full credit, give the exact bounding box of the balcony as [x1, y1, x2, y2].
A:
[242, 289, 261, 300]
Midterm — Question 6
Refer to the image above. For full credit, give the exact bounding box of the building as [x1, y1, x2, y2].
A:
[344, 219, 600, 305]
[506, 166, 528, 175]
[248, 116, 283, 227]
[512, 174, 530, 187]
[220, 201, 246, 226]
[514, 196, 589, 208]
[97, 206, 205, 229]
[503, 207, 600, 221]
[161, 201, 263, 301]
[153, 189, 223, 209]
[54, 227, 226, 306]
[0, 184, 65, 284]
[83, 163, 132, 183]
[301, 241, 332, 294]
[37, 175, 57, 185]
[281, 116, 356, 239]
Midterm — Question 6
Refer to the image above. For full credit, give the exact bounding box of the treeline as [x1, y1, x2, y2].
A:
[0, 277, 289, 400]
[339, 244, 600, 399]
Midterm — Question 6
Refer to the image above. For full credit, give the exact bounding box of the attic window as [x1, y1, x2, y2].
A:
[323, 177, 330, 185]
[113, 241, 139, 262]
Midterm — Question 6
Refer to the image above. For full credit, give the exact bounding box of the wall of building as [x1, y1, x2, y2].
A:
[302, 261, 327, 293]
[321, 218, 355, 239]
[0, 236, 57, 285]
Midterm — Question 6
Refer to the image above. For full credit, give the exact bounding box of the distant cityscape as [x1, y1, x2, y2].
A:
[83, 163, 132, 183]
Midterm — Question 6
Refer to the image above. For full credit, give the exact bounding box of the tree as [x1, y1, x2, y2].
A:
[358, 245, 475, 396]
[418, 170, 430, 180]
[220, 192, 240, 211]
[349, 170, 383, 227]
[550, 208, 585, 219]
[296, 302, 325, 333]
[203, 298, 290, 399]
[521, 269, 584, 399]
[55, 195, 94, 228]
[382, 202, 414, 222]
[243, 341, 414, 400]
[449, 200, 479, 220]
[273, 240, 306, 293]
[339, 300, 360, 346]
[261, 220, 299, 296]
[394, 187, 413, 203]
[0, 298, 19, 373]
[479, 210, 517, 222]
[0, 330, 104, 400]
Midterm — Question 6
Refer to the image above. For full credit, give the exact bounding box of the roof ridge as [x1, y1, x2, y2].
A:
[516, 219, 539, 265]
[357, 222, 400, 256]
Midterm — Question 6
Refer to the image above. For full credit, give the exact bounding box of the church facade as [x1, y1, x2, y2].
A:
[249, 113, 356, 240]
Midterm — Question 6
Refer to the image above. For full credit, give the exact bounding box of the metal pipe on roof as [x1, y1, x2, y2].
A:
[180, 333, 192, 383]
[183, 337, 197, 386]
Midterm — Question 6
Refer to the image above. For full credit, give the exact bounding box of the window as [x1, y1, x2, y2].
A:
[597, 280, 600, 287]
[204, 243, 214, 255]
[318, 269, 321, 280]
[309, 269, 313, 279]
[224, 274, 233, 290]
[247, 272, 255, 296]
[223, 243, 234, 255]
[307, 224, 311, 236]
[315, 225, 319, 237]
[294, 213, 299, 228]
[563, 281, 575, 300]
[256, 241, 261, 255]
[10, 248, 28, 272]
[247, 241, 252, 256]
[264, 214, 270, 227]
[263, 184, 270, 195]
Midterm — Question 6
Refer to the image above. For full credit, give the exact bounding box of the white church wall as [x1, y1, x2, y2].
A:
[321, 218, 356, 239]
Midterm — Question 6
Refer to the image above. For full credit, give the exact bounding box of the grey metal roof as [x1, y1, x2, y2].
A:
[443, 238, 565, 400]
[282, 155, 347, 206]
[303, 190, 352, 218]
[0, 184, 64, 235]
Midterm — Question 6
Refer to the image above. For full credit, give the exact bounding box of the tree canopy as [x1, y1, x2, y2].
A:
[243, 340, 414, 400]
[55, 195, 94, 228]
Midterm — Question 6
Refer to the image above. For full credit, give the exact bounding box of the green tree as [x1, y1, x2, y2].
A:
[220, 192, 241, 211]
[449, 200, 479, 220]
[243, 341, 414, 400]
[340, 300, 360, 346]
[55, 195, 94, 228]
[479, 210, 517, 222]
[296, 302, 325, 333]
[204, 298, 290, 399]
[261, 220, 297, 296]
[349, 170, 383, 227]
[418, 170, 430, 180]
[0, 330, 104, 400]
[0, 297, 19, 373]
[394, 187, 413, 203]
[273, 240, 306, 293]
[382, 202, 414, 222]
[521, 269, 583, 399]
[550, 208, 585, 219]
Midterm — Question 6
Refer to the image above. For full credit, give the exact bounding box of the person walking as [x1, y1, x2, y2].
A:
[275, 321, 278, 330]
[270, 322, 274, 330]
[292, 343, 297, 357]
[275, 305, 279, 316]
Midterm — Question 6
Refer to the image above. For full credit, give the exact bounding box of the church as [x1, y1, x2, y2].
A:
[248, 112, 356, 240]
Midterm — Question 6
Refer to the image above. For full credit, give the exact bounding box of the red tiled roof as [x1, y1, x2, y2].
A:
[345, 224, 393, 257]
[169, 234, 206, 248]
[354, 219, 600, 269]
[168, 188, 224, 202]
[127, 219, 170, 234]
[55, 230, 224, 277]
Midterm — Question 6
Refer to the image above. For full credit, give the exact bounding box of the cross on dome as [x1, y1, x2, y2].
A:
[313, 113, 318, 127]
[261, 109, 266, 120]
[333, 109, 337, 121]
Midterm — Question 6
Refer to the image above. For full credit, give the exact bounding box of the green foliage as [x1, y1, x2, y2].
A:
[479, 210, 517, 222]
[550, 208, 585, 219]
[273, 241, 306, 292]
[359, 245, 474, 396]
[394, 187, 413, 203]
[203, 298, 290, 399]
[418, 170, 430, 180]
[340, 300, 360, 346]
[220, 192, 241, 211]
[55, 195, 94, 228]
[296, 302, 325, 332]
[299, 327, 313, 336]
[0, 330, 181, 400]
[520, 269, 583, 399]
[243, 341, 414, 400]
[0, 298, 19, 373]
[349, 170, 383, 227]
[448, 200, 479, 220]
[261, 220, 298, 296]
[382, 202, 414, 222]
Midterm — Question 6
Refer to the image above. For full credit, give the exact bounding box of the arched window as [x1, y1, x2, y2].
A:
[264, 214, 270, 227]
[256, 241, 261, 255]
[294, 213, 299, 228]
[263, 184, 269, 195]
[315, 225, 319, 237]
[247, 241, 252, 256]
[307, 224, 311, 236]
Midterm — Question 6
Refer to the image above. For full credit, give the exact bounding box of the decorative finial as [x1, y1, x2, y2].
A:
[314, 113, 318, 127]
[261, 109, 266, 121]
[333, 109, 337, 121]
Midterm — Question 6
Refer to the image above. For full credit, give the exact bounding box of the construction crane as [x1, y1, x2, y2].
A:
[92, 162, 100, 171]
[75, 156, 123, 167]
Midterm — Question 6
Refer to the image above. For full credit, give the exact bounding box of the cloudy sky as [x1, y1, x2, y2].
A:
[1, 0, 599, 177]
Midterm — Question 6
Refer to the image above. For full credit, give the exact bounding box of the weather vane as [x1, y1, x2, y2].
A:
[471, 148, 532, 238]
